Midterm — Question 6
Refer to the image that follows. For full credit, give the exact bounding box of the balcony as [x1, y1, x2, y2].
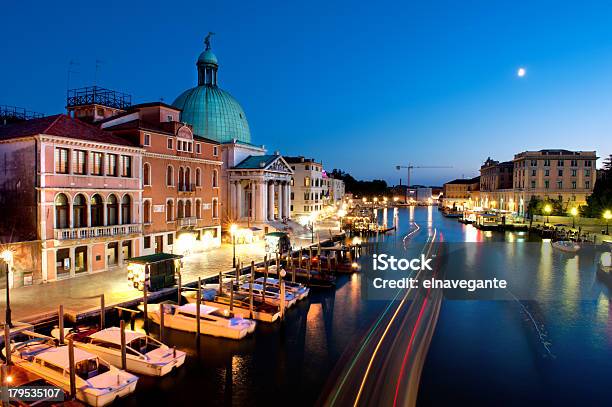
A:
[178, 217, 198, 227]
[178, 183, 196, 196]
[55, 224, 142, 241]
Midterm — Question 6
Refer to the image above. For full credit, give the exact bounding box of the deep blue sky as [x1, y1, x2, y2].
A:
[2, 0, 611, 185]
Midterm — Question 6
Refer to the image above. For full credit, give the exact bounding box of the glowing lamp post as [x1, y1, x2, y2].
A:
[570, 207, 578, 229]
[604, 210, 612, 235]
[230, 224, 238, 268]
[1, 250, 13, 327]
[543, 204, 552, 225]
[337, 209, 347, 232]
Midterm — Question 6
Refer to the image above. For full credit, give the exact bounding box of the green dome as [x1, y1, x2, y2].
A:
[198, 49, 218, 65]
[173, 86, 251, 144]
[173, 39, 251, 144]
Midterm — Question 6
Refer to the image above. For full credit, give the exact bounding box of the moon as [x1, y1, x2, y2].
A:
[517, 67, 526, 77]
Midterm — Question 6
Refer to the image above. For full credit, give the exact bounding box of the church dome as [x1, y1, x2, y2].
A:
[173, 34, 251, 144]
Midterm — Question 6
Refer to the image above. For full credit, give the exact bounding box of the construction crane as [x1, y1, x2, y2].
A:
[395, 164, 452, 202]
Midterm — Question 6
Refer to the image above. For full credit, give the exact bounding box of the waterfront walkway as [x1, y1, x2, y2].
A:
[0, 227, 340, 324]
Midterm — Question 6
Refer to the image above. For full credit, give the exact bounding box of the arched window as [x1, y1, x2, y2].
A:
[73, 194, 87, 228]
[185, 167, 191, 190]
[177, 200, 184, 219]
[121, 195, 131, 224]
[166, 200, 174, 221]
[195, 199, 201, 219]
[107, 195, 119, 225]
[143, 163, 151, 186]
[196, 168, 201, 187]
[55, 193, 69, 229]
[212, 198, 218, 218]
[143, 200, 151, 224]
[178, 167, 185, 191]
[185, 200, 192, 217]
[166, 165, 174, 186]
[212, 169, 218, 187]
[90, 194, 104, 227]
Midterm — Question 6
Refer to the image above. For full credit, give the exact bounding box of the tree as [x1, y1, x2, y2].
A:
[581, 155, 612, 218]
[330, 169, 388, 197]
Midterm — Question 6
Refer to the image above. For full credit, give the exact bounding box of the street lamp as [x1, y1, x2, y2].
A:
[337, 209, 347, 232]
[229, 224, 238, 268]
[604, 210, 612, 235]
[570, 207, 578, 229]
[1, 249, 13, 328]
[543, 204, 552, 225]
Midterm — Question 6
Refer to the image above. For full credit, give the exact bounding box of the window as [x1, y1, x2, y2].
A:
[531, 169, 536, 177]
[121, 155, 132, 177]
[557, 160, 564, 166]
[167, 138, 174, 149]
[168, 233, 174, 245]
[185, 200, 192, 217]
[167, 166, 174, 186]
[585, 160, 592, 167]
[558, 169, 563, 176]
[196, 143, 201, 154]
[92, 152, 103, 175]
[557, 181, 563, 189]
[213, 146, 218, 156]
[121, 195, 131, 224]
[196, 199, 201, 219]
[166, 200, 174, 221]
[544, 159, 550, 166]
[177, 140, 182, 151]
[144, 236, 151, 249]
[212, 170, 218, 187]
[571, 169, 577, 177]
[187, 142, 192, 152]
[572, 181, 577, 189]
[196, 168, 201, 187]
[55, 148, 69, 173]
[530, 160, 537, 166]
[545, 180, 550, 189]
[107, 195, 118, 225]
[531, 181, 536, 188]
[304, 177, 311, 187]
[90, 194, 104, 227]
[585, 169, 591, 177]
[72, 150, 87, 174]
[143, 200, 151, 223]
[167, 115, 173, 122]
[545, 169, 550, 177]
[143, 163, 151, 186]
[144, 133, 151, 146]
[212, 198, 219, 218]
[177, 200, 184, 219]
[107, 154, 118, 176]
[585, 181, 591, 189]
[571, 160, 577, 167]
[55, 193, 69, 229]
[73, 194, 87, 228]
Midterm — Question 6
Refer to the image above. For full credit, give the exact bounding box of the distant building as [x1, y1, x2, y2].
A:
[415, 187, 433, 203]
[285, 156, 325, 219]
[442, 177, 480, 209]
[328, 176, 345, 203]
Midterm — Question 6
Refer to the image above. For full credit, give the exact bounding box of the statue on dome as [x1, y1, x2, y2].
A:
[204, 32, 215, 50]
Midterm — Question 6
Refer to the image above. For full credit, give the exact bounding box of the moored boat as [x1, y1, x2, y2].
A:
[4, 337, 137, 407]
[184, 288, 281, 323]
[552, 240, 581, 253]
[147, 303, 256, 339]
[254, 277, 309, 300]
[50, 327, 186, 376]
[236, 282, 297, 308]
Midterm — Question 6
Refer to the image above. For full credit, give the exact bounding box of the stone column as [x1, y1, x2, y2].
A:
[261, 181, 268, 222]
[236, 182, 243, 220]
[230, 181, 237, 219]
[250, 181, 257, 221]
[286, 183, 292, 219]
[278, 182, 285, 220]
[268, 182, 275, 221]
[103, 201, 108, 226]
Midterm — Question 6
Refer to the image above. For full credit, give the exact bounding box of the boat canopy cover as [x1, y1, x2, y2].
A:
[177, 303, 218, 316]
[89, 327, 145, 346]
[35, 346, 96, 367]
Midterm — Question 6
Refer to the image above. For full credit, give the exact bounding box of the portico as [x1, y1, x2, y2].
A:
[227, 154, 293, 223]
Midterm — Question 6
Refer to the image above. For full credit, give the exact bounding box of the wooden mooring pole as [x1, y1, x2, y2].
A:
[143, 281, 149, 334]
[249, 262, 255, 319]
[68, 338, 76, 399]
[120, 320, 127, 371]
[58, 305, 65, 345]
[196, 278, 201, 338]
[4, 324, 11, 366]
[177, 272, 182, 306]
[159, 303, 165, 343]
[100, 294, 105, 329]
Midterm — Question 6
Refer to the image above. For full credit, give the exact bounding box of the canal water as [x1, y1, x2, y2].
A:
[118, 207, 612, 406]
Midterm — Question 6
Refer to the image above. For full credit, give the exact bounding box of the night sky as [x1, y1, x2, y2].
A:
[2, 0, 612, 185]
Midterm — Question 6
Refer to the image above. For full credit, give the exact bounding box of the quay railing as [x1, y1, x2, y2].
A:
[178, 217, 198, 227]
[54, 224, 142, 240]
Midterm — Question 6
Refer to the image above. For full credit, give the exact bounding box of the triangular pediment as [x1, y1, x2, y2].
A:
[265, 156, 293, 174]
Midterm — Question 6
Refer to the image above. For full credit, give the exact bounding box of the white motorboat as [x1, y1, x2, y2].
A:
[50, 327, 186, 376]
[237, 282, 297, 308]
[147, 303, 256, 340]
[5, 338, 137, 407]
[254, 277, 310, 300]
[552, 240, 581, 253]
[184, 289, 280, 323]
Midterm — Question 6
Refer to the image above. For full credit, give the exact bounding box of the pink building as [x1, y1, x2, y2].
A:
[0, 114, 143, 282]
